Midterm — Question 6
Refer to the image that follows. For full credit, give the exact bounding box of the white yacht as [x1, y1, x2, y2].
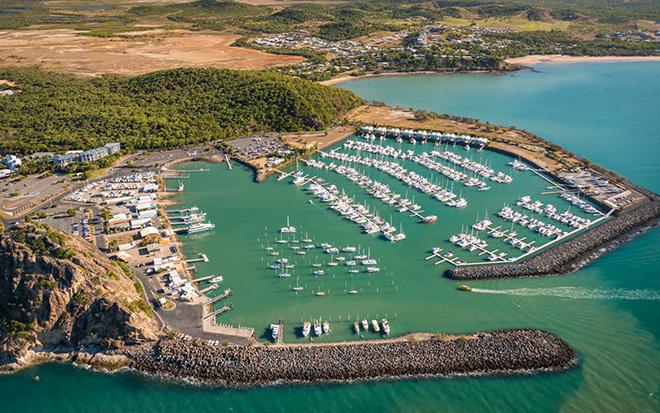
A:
[280, 216, 296, 233]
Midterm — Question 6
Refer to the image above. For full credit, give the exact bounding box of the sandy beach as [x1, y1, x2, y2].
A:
[319, 70, 503, 86]
[506, 55, 660, 65]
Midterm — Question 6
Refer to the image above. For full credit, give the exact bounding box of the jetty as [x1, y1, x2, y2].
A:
[204, 288, 232, 305]
[224, 153, 233, 170]
[199, 284, 219, 294]
[128, 329, 577, 388]
[275, 322, 284, 345]
[185, 253, 209, 263]
[203, 304, 233, 320]
[192, 274, 222, 283]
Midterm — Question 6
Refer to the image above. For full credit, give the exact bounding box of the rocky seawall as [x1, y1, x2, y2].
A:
[127, 329, 576, 387]
[446, 199, 660, 281]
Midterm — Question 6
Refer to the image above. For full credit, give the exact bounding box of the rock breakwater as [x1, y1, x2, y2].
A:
[446, 199, 660, 280]
[128, 329, 576, 387]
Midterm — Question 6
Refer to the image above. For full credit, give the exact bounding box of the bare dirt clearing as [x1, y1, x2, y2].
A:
[0, 29, 303, 76]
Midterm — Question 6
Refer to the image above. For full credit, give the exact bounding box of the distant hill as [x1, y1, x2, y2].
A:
[0, 67, 362, 154]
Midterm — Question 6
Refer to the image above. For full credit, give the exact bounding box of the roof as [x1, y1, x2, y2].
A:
[139, 226, 160, 238]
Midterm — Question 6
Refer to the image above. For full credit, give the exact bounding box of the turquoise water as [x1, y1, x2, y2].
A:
[343, 62, 660, 192]
[2, 62, 659, 412]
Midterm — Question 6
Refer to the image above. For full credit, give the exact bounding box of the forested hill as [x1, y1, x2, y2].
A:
[0, 68, 362, 154]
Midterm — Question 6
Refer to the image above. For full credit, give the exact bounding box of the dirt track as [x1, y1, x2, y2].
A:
[0, 29, 303, 76]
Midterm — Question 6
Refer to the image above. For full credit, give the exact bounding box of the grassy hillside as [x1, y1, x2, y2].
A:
[0, 67, 362, 154]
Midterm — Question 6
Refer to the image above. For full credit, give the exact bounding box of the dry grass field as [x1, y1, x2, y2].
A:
[0, 29, 304, 76]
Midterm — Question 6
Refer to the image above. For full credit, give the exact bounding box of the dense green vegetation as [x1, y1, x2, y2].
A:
[0, 68, 362, 155]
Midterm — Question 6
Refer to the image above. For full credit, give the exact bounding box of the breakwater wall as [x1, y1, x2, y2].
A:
[446, 199, 660, 280]
[127, 329, 576, 387]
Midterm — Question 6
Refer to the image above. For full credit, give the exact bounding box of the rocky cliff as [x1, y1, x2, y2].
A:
[0, 223, 159, 363]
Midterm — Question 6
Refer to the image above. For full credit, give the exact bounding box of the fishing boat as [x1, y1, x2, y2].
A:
[313, 319, 323, 336]
[322, 320, 331, 334]
[381, 319, 390, 335]
[353, 321, 360, 334]
[371, 320, 380, 333]
[422, 215, 438, 223]
[302, 321, 311, 337]
[458, 284, 472, 292]
[186, 222, 215, 234]
[270, 323, 280, 340]
[361, 319, 369, 331]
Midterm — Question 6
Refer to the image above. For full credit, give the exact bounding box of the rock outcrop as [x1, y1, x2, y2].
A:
[0, 223, 158, 363]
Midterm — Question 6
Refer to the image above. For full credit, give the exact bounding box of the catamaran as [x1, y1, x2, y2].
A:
[313, 319, 323, 336]
[280, 216, 296, 233]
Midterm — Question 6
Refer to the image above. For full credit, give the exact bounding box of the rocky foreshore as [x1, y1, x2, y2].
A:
[446, 199, 660, 280]
[126, 329, 576, 387]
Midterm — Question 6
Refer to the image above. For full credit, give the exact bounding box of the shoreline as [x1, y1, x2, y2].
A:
[321, 55, 660, 86]
[505, 54, 660, 66]
[320, 69, 508, 86]
[126, 329, 577, 388]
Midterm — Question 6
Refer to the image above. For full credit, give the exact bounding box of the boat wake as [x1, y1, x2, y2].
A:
[470, 287, 660, 301]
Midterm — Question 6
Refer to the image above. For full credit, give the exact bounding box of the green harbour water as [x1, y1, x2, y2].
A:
[2, 62, 659, 412]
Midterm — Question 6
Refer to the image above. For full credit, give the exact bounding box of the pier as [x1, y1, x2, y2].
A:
[169, 207, 198, 214]
[192, 274, 222, 283]
[185, 253, 209, 263]
[203, 304, 233, 320]
[204, 288, 232, 305]
[224, 153, 233, 170]
[297, 175, 404, 240]
[199, 284, 219, 294]
[276, 322, 284, 345]
[302, 159, 429, 222]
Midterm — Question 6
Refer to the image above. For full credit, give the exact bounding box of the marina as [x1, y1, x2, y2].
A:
[169, 127, 611, 343]
[3, 60, 658, 413]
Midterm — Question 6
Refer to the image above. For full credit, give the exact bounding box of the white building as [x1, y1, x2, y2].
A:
[1, 155, 22, 171]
